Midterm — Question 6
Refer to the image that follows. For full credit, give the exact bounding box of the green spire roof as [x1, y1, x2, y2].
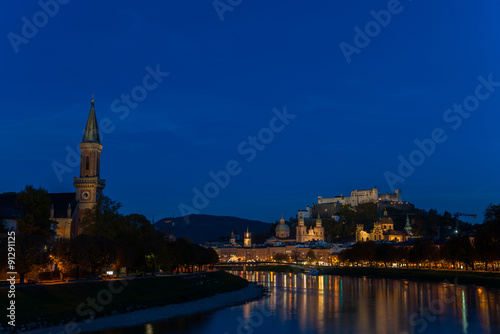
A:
[82, 99, 100, 143]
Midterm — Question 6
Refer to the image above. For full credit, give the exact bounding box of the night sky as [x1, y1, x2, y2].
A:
[1, 1, 499, 224]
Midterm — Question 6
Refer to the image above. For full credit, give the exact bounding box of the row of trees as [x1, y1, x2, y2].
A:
[339, 204, 500, 269]
[273, 250, 318, 263]
[0, 186, 218, 283]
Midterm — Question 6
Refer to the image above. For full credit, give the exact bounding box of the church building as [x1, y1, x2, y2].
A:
[296, 216, 324, 243]
[355, 209, 413, 243]
[0, 99, 105, 239]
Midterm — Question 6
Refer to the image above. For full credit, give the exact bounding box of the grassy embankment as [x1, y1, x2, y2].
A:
[2, 271, 248, 329]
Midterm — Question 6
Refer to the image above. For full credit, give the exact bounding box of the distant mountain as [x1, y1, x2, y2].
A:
[154, 214, 273, 244]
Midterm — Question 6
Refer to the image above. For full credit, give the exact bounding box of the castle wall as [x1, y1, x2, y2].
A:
[316, 187, 402, 208]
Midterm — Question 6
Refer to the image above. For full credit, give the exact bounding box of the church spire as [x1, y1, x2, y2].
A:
[82, 97, 100, 143]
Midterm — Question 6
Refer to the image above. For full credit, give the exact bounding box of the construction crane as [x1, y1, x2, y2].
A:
[453, 212, 477, 234]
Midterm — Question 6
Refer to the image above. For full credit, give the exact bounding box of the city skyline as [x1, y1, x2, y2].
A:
[1, 1, 499, 223]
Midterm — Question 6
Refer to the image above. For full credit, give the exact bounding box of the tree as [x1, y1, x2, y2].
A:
[441, 235, 475, 269]
[306, 250, 317, 263]
[290, 249, 301, 262]
[53, 238, 78, 280]
[80, 196, 123, 239]
[16, 233, 52, 283]
[16, 185, 56, 239]
[474, 203, 500, 269]
[74, 234, 117, 277]
[207, 247, 219, 269]
[340, 203, 377, 226]
[273, 253, 289, 263]
[375, 243, 396, 267]
[15, 186, 56, 283]
[409, 240, 439, 268]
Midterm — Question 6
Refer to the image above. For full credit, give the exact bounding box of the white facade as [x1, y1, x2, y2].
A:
[297, 206, 312, 219]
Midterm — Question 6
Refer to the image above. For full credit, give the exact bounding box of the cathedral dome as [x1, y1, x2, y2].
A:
[276, 222, 290, 232]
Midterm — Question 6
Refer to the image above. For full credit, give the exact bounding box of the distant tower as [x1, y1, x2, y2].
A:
[296, 218, 307, 243]
[315, 215, 324, 241]
[73, 98, 106, 236]
[356, 224, 365, 243]
[230, 231, 236, 245]
[372, 222, 383, 241]
[276, 214, 290, 238]
[396, 189, 402, 202]
[244, 227, 252, 247]
[404, 215, 413, 238]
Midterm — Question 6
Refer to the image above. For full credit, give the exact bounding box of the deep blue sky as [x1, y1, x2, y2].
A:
[1, 0, 499, 224]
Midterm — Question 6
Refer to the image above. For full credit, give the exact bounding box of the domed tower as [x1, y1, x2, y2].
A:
[276, 215, 290, 238]
[315, 215, 324, 241]
[243, 227, 252, 247]
[296, 218, 307, 243]
[379, 208, 394, 231]
[73, 98, 105, 236]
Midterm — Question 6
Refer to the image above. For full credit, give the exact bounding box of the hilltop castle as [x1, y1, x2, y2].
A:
[298, 186, 413, 219]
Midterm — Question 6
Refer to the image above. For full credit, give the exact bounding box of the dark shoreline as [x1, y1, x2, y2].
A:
[3, 271, 255, 332]
[248, 264, 500, 289]
[323, 267, 500, 289]
[23, 283, 264, 334]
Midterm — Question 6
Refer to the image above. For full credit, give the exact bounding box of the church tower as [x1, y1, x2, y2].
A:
[243, 227, 252, 247]
[315, 215, 324, 241]
[230, 231, 236, 245]
[296, 218, 307, 243]
[404, 215, 413, 238]
[73, 98, 106, 235]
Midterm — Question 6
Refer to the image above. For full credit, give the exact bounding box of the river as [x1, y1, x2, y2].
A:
[91, 271, 500, 334]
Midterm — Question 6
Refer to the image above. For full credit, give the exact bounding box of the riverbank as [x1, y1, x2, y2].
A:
[23, 283, 264, 334]
[249, 264, 500, 289]
[252, 264, 304, 273]
[323, 267, 500, 289]
[3, 271, 263, 332]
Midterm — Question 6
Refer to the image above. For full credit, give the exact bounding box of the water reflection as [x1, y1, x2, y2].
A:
[90, 271, 500, 334]
[238, 271, 500, 334]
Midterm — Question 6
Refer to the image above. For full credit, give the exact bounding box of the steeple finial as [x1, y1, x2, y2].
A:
[82, 99, 100, 143]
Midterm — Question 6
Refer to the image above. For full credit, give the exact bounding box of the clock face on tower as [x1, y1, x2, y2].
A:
[81, 191, 90, 200]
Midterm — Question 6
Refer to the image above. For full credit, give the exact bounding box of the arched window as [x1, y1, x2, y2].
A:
[85, 156, 90, 170]
[97, 156, 100, 176]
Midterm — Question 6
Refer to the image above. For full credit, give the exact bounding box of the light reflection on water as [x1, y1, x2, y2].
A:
[91, 271, 500, 334]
